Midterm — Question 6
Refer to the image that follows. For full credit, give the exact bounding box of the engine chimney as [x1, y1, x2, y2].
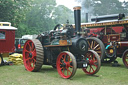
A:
[86, 13, 88, 23]
[73, 6, 81, 36]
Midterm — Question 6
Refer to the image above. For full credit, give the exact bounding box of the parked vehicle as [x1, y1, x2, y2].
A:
[15, 38, 28, 53]
[0, 22, 17, 65]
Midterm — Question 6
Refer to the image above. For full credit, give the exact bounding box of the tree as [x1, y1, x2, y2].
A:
[0, 0, 32, 25]
[24, 0, 56, 34]
[0, 0, 75, 37]
[92, 0, 125, 15]
[75, 0, 128, 21]
[0, 0, 33, 37]
[52, 5, 74, 24]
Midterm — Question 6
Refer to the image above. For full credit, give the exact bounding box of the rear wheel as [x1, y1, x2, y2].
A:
[86, 37, 105, 62]
[0, 54, 3, 66]
[122, 49, 128, 68]
[23, 39, 44, 72]
[56, 51, 77, 79]
[82, 50, 101, 75]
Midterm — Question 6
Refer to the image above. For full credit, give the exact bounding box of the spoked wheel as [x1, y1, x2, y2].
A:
[83, 50, 101, 75]
[105, 45, 116, 57]
[0, 54, 3, 66]
[23, 39, 44, 72]
[103, 45, 117, 63]
[86, 37, 105, 62]
[122, 49, 128, 68]
[56, 51, 77, 79]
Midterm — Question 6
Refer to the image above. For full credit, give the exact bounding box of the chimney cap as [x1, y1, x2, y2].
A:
[73, 6, 81, 10]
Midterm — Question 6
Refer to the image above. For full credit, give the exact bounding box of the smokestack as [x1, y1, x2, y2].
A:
[86, 13, 88, 23]
[73, 6, 81, 35]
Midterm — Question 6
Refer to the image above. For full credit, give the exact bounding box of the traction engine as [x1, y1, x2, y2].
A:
[23, 6, 101, 79]
[82, 13, 128, 68]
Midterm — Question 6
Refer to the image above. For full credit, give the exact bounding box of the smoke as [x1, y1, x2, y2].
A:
[75, 0, 94, 22]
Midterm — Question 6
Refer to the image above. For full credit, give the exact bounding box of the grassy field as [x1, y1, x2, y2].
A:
[0, 58, 128, 85]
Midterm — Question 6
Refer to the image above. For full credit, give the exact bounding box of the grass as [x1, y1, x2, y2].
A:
[0, 58, 128, 85]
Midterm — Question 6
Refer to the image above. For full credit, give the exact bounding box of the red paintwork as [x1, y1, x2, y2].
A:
[118, 41, 128, 47]
[56, 52, 73, 79]
[82, 51, 99, 75]
[112, 26, 123, 33]
[89, 26, 123, 34]
[0, 29, 15, 53]
[23, 40, 36, 71]
[90, 28, 103, 34]
[87, 25, 127, 57]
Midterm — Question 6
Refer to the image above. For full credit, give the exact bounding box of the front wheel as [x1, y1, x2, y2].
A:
[56, 51, 77, 79]
[82, 50, 101, 75]
[122, 49, 128, 68]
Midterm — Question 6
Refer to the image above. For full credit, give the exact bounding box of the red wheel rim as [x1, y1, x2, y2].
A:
[123, 51, 128, 67]
[56, 52, 76, 79]
[83, 51, 99, 75]
[23, 40, 36, 71]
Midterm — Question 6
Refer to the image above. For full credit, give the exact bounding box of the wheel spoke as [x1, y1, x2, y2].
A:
[61, 67, 65, 74]
[96, 51, 101, 54]
[24, 49, 30, 53]
[95, 47, 101, 50]
[68, 56, 70, 62]
[67, 68, 72, 74]
[70, 65, 72, 68]
[27, 42, 32, 50]
[93, 63, 98, 67]
[63, 54, 66, 62]
[31, 43, 34, 51]
[25, 58, 31, 62]
[33, 57, 36, 62]
[87, 41, 91, 49]
[89, 65, 91, 73]
[90, 65, 95, 72]
[91, 41, 93, 49]
[93, 41, 96, 48]
[32, 49, 36, 58]
[93, 44, 99, 50]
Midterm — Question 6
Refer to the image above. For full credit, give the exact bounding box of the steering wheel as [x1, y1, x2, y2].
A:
[54, 24, 63, 31]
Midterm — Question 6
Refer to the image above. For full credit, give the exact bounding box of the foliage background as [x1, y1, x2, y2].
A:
[0, 0, 128, 37]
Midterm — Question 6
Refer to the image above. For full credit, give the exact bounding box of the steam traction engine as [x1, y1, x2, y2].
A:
[23, 6, 101, 79]
[81, 13, 128, 68]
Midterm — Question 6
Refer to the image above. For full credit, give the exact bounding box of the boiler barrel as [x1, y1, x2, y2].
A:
[91, 13, 125, 22]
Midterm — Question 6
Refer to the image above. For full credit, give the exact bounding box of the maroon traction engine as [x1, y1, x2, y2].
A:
[81, 14, 128, 68]
[22, 6, 101, 79]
